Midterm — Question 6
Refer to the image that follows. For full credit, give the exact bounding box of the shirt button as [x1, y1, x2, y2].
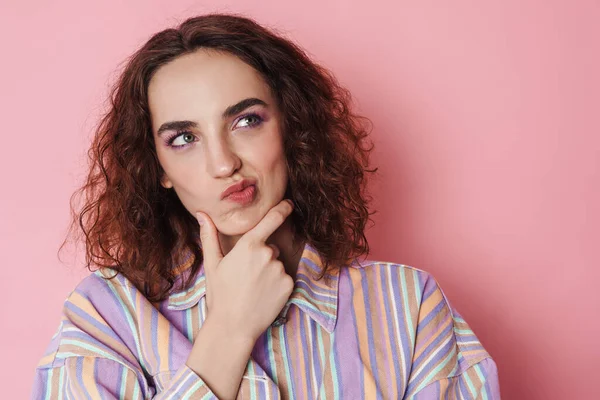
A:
[272, 316, 287, 327]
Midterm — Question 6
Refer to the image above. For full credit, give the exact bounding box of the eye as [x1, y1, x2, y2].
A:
[234, 113, 263, 129]
[168, 131, 196, 148]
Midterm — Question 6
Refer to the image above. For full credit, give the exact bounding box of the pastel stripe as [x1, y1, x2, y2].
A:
[31, 242, 499, 399]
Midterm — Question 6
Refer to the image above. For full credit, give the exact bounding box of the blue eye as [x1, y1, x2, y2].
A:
[166, 131, 196, 149]
[164, 113, 264, 150]
[235, 113, 264, 129]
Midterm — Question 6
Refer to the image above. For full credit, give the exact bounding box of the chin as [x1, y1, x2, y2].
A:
[215, 213, 262, 237]
[216, 224, 252, 237]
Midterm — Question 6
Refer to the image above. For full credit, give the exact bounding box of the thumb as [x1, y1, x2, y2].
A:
[195, 212, 223, 273]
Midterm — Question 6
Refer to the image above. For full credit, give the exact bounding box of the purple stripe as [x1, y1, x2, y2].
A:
[378, 265, 402, 392]
[393, 268, 414, 373]
[256, 375, 267, 398]
[416, 298, 446, 330]
[84, 277, 140, 354]
[299, 312, 313, 398]
[30, 244, 500, 399]
[255, 329, 270, 374]
[416, 303, 451, 345]
[337, 267, 364, 397]
[302, 257, 327, 275]
[114, 362, 123, 397]
[75, 357, 92, 400]
[93, 358, 100, 393]
[37, 368, 50, 399]
[134, 291, 152, 371]
[413, 379, 440, 398]
[294, 277, 337, 302]
[359, 268, 382, 399]
[309, 322, 323, 387]
[413, 321, 453, 366]
[63, 301, 120, 342]
[372, 266, 392, 392]
[151, 308, 160, 372]
[407, 333, 455, 393]
[168, 322, 175, 371]
[282, 315, 298, 397]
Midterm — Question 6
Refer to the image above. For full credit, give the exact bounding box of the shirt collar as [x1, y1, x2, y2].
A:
[166, 241, 340, 332]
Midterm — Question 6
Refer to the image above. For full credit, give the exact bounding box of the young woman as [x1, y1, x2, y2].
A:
[32, 13, 500, 399]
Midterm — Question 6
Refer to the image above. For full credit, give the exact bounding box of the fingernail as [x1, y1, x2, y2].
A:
[287, 199, 294, 208]
[195, 212, 204, 226]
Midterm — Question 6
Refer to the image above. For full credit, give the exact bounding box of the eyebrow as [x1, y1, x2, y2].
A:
[156, 97, 268, 136]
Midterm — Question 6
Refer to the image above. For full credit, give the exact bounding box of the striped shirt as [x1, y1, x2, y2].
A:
[32, 242, 500, 399]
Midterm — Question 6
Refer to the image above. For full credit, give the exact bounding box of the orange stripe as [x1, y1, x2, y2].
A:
[376, 266, 398, 397]
[438, 378, 450, 400]
[413, 313, 452, 360]
[419, 288, 444, 323]
[349, 268, 375, 397]
[156, 313, 171, 371]
[296, 310, 308, 396]
[138, 291, 158, 371]
[81, 358, 102, 397]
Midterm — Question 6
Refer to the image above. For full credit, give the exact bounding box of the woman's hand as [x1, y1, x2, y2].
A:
[195, 199, 295, 343]
[185, 200, 295, 398]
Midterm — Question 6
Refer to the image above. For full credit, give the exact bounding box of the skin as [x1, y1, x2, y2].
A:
[148, 49, 304, 399]
[149, 49, 303, 274]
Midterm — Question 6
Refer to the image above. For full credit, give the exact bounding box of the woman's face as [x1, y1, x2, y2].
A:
[148, 49, 288, 237]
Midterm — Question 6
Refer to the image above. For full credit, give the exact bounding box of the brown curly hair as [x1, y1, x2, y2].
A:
[60, 13, 378, 302]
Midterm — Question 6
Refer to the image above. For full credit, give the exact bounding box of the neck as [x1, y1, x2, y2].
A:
[218, 216, 305, 280]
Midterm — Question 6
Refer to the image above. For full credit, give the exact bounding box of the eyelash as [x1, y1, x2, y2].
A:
[164, 113, 265, 149]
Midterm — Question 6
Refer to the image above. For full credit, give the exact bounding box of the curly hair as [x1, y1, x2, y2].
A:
[60, 13, 378, 302]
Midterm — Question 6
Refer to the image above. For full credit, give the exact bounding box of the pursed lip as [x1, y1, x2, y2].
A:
[220, 178, 257, 200]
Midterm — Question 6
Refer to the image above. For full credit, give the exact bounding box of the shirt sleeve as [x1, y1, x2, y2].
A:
[409, 357, 500, 399]
[31, 280, 219, 399]
[31, 357, 217, 399]
[402, 272, 501, 399]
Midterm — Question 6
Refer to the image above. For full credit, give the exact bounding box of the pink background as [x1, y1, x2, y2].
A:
[1, 1, 598, 398]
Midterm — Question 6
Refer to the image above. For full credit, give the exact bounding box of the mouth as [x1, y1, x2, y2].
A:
[220, 178, 258, 205]
[222, 184, 257, 205]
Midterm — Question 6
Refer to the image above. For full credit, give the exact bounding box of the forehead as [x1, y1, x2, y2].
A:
[147, 49, 273, 128]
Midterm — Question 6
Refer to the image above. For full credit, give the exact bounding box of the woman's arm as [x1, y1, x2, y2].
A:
[31, 309, 223, 399]
[409, 357, 500, 399]
[186, 200, 294, 399]
[184, 315, 255, 399]
[32, 200, 296, 400]
[402, 272, 501, 399]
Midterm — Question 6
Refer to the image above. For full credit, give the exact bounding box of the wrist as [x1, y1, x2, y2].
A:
[185, 314, 257, 399]
[201, 314, 257, 349]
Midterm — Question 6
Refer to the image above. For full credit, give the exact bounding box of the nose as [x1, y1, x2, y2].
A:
[205, 136, 241, 178]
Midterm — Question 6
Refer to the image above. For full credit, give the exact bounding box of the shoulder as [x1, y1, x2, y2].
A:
[339, 259, 454, 341]
[343, 258, 488, 348]
[78, 267, 138, 297]
[34, 269, 154, 397]
[36, 268, 144, 370]
[343, 258, 476, 312]
[346, 258, 434, 281]
[54, 268, 142, 325]
[340, 259, 495, 390]
[341, 259, 443, 310]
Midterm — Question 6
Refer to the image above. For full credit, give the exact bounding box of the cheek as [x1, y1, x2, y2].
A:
[264, 146, 289, 194]
[170, 172, 214, 213]
[260, 139, 287, 174]
[259, 128, 286, 163]
[160, 157, 210, 196]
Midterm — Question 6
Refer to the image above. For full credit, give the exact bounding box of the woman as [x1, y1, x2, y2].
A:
[32, 13, 500, 399]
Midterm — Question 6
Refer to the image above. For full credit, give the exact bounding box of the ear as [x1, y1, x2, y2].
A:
[160, 173, 173, 189]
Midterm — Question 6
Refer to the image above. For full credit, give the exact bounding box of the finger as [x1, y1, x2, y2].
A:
[244, 199, 294, 244]
[266, 243, 280, 259]
[195, 212, 223, 272]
